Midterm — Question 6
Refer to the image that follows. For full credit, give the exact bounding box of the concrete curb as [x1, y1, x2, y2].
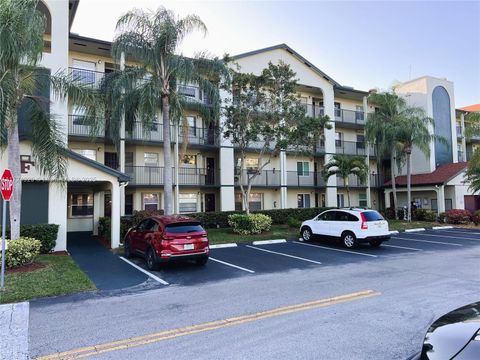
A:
[252, 239, 287, 245]
[404, 228, 426, 233]
[209, 243, 237, 249]
[432, 226, 454, 230]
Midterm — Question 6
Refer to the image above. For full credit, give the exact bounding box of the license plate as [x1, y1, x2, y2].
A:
[184, 244, 194, 250]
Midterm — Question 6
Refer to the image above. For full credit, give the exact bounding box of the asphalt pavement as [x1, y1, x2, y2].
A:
[29, 228, 480, 360]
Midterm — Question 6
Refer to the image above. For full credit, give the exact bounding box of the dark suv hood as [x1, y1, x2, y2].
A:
[421, 302, 480, 360]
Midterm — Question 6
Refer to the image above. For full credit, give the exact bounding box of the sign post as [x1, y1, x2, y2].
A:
[1, 169, 14, 289]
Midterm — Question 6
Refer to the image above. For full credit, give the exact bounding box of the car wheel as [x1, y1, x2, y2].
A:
[124, 239, 132, 258]
[369, 240, 382, 248]
[146, 248, 158, 271]
[195, 257, 208, 266]
[301, 227, 313, 242]
[342, 232, 357, 248]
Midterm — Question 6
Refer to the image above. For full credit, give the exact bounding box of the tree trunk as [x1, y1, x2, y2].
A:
[345, 177, 350, 207]
[7, 115, 21, 239]
[162, 97, 173, 215]
[390, 153, 399, 220]
[407, 151, 412, 222]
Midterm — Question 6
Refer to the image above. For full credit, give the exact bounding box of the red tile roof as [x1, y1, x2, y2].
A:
[384, 162, 467, 187]
[459, 104, 480, 112]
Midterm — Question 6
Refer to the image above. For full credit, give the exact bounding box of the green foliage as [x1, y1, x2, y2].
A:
[287, 218, 302, 229]
[465, 147, 480, 193]
[19, 224, 59, 254]
[98, 217, 111, 240]
[438, 212, 446, 223]
[472, 210, 480, 226]
[228, 213, 272, 235]
[413, 209, 437, 222]
[464, 112, 480, 139]
[1, 237, 41, 269]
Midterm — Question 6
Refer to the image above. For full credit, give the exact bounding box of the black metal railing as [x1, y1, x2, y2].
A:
[68, 115, 105, 137]
[234, 170, 281, 187]
[335, 108, 365, 125]
[286, 171, 326, 187]
[335, 140, 375, 156]
[456, 125, 463, 137]
[125, 166, 219, 186]
[69, 67, 105, 88]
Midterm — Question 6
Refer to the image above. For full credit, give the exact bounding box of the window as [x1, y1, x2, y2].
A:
[335, 211, 357, 222]
[362, 211, 384, 222]
[297, 194, 311, 208]
[355, 105, 364, 121]
[69, 193, 93, 217]
[334, 102, 341, 118]
[445, 199, 453, 210]
[181, 155, 197, 167]
[125, 152, 134, 167]
[337, 194, 345, 208]
[166, 223, 204, 233]
[179, 193, 198, 214]
[357, 134, 365, 149]
[73, 149, 96, 161]
[179, 85, 196, 98]
[143, 193, 159, 211]
[335, 132, 343, 147]
[297, 162, 310, 176]
[235, 193, 263, 211]
[245, 158, 259, 173]
[359, 193, 367, 207]
[144, 153, 159, 166]
[125, 194, 133, 215]
[186, 116, 197, 136]
[431, 198, 438, 211]
[138, 219, 157, 231]
[318, 211, 336, 221]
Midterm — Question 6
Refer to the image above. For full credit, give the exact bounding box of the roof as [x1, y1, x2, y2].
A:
[232, 44, 341, 87]
[459, 104, 480, 113]
[65, 149, 130, 183]
[384, 162, 467, 187]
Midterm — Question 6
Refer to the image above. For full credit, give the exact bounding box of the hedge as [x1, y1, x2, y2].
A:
[0, 224, 59, 254]
[445, 209, 472, 224]
[0, 237, 41, 269]
[228, 213, 272, 235]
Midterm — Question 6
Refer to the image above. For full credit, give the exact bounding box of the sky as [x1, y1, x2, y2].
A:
[71, 0, 480, 108]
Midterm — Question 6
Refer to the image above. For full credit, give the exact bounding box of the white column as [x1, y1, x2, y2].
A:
[461, 112, 467, 161]
[93, 191, 102, 236]
[219, 88, 235, 211]
[363, 96, 371, 208]
[174, 123, 180, 214]
[323, 87, 337, 207]
[280, 150, 287, 209]
[119, 52, 126, 216]
[49, 182, 67, 251]
[437, 185, 445, 215]
[110, 182, 120, 249]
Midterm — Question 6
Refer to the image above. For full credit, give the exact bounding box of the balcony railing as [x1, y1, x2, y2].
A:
[456, 125, 463, 137]
[68, 115, 105, 137]
[303, 104, 325, 118]
[335, 109, 365, 126]
[458, 150, 465, 162]
[286, 171, 325, 187]
[234, 170, 281, 187]
[125, 166, 219, 186]
[335, 140, 375, 156]
[69, 67, 105, 88]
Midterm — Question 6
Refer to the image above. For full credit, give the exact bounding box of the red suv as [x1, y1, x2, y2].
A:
[124, 216, 209, 270]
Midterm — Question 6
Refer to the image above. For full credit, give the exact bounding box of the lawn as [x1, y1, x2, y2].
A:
[0, 254, 95, 304]
[207, 220, 444, 245]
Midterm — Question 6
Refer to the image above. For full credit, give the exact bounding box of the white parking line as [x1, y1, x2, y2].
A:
[392, 237, 462, 246]
[119, 257, 169, 285]
[209, 257, 255, 273]
[245, 245, 322, 264]
[432, 226, 453, 230]
[252, 239, 286, 245]
[382, 244, 422, 251]
[292, 241, 378, 258]
[209, 243, 238, 249]
[435, 229, 480, 236]
[414, 232, 480, 241]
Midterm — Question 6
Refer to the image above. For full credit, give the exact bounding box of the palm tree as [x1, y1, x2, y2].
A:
[366, 92, 408, 219]
[464, 112, 480, 193]
[109, 7, 226, 215]
[0, 0, 100, 238]
[323, 154, 368, 207]
[394, 108, 439, 222]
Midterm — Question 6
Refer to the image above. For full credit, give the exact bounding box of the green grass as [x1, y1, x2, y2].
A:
[0, 254, 96, 304]
[387, 220, 439, 231]
[207, 224, 300, 245]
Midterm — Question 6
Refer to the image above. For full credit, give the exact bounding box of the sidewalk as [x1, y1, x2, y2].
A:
[0, 302, 29, 360]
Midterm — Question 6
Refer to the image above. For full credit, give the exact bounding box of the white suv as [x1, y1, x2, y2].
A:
[300, 208, 390, 248]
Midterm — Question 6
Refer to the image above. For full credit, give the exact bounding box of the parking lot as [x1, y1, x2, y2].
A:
[125, 227, 480, 287]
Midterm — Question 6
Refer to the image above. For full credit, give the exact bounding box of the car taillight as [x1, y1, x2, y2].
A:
[360, 213, 368, 230]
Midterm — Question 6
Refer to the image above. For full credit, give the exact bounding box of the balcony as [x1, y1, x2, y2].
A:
[458, 150, 465, 162]
[178, 85, 213, 106]
[68, 115, 105, 138]
[456, 125, 463, 138]
[335, 140, 375, 156]
[125, 166, 219, 186]
[303, 104, 325, 118]
[286, 171, 325, 187]
[69, 67, 105, 88]
[335, 174, 383, 188]
[335, 109, 365, 126]
[234, 170, 281, 187]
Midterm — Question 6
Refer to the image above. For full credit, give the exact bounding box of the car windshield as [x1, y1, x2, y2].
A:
[165, 222, 204, 233]
[362, 211, 384, 222]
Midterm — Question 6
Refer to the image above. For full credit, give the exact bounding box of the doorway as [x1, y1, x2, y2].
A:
[206, 158, 215, 185]
[205, 194, 216, 212]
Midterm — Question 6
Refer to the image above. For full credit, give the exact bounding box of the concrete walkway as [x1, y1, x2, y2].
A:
[0, 302, 29, 360]
[68, 232, 148, 291]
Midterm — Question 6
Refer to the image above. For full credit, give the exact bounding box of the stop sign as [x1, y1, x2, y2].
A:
[1, 169, 14, 201]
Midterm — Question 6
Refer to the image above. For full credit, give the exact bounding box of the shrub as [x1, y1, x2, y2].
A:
[0, 237, 41, 269]
[0, 224, 59, 254]
[414, 209, 437, 222]
[98, 217, 111, 240]
[445, 209, 472, 224]
[287, 218, 302, 229]
[228, 213, 272, 235]
[385, 208, 405, 220]
[120, 216, 134, 240]
[472, 210, 480, 226]
[438, 212, 446, 223]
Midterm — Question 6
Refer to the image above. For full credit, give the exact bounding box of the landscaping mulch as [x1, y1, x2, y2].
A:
[7, 262, 47, 274]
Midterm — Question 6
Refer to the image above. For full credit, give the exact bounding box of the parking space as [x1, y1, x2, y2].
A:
[122, 228, 479, 289]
